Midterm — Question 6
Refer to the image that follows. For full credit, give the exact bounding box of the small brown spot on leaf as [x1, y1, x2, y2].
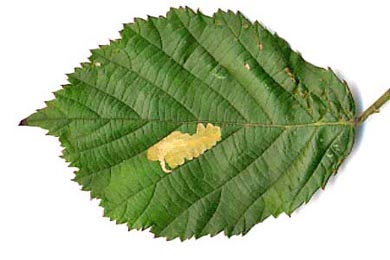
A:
[285, 67, 296, 82]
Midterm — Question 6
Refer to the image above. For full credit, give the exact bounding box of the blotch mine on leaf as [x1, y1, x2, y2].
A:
[147, 123, 222, 173]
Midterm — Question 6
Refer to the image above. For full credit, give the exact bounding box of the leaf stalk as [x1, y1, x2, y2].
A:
[356, 89, 390, 124]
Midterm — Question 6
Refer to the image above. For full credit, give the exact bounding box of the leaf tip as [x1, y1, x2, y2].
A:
[19, 118, 28, 126]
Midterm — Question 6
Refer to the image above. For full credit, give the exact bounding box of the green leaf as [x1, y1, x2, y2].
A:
[21, 7, 357, 240]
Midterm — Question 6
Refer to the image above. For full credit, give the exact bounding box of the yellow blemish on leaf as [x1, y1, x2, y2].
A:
[244, 63, 251, 70]
[147, 123, 222, 173]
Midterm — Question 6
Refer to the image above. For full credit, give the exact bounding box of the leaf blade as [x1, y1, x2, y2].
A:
[22, 8, 356, 240]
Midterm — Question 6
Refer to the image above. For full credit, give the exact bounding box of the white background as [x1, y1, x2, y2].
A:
[1, 0, 390, 259]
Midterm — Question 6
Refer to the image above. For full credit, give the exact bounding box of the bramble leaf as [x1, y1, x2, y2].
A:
[21, 8, 357, 240]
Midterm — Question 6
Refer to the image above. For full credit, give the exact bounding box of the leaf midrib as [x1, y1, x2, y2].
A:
[27, 117, 355, 128]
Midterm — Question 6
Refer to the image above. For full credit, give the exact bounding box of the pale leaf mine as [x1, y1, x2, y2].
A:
[147, 123, 222, 173]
